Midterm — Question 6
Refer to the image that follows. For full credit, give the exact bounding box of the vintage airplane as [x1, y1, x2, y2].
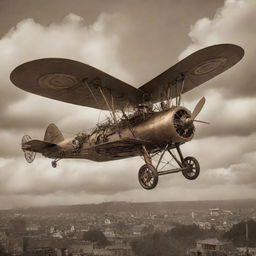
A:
[10, 44, 244, 189]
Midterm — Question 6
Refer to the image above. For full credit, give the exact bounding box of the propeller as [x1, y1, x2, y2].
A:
[194, 120, 210, 125]
[184, 97, 209, 126]
[173, 97, 209, 139]
[191, 97, 206, 120]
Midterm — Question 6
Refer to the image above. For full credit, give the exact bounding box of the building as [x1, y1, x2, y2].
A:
[210, 209, 220, 217]
[7, 234, 24, 256]
[189, 238, 232, 256]
[237, 247, 256, 256]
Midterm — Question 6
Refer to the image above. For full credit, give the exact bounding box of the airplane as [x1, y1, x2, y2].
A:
[10, 44, 244, 190]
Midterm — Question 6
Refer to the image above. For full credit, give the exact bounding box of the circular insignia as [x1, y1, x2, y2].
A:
[38, 73, 78, 90]
[191, 57, 227, 76]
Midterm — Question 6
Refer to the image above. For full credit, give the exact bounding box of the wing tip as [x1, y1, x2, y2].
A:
[204, 43, 244, 61]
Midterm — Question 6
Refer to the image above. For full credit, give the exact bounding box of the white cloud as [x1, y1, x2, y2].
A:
[0, 12, 133, 154]
[179, 0, 256, 98]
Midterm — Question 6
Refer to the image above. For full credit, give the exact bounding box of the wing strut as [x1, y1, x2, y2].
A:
[96, 86, 122, 138]
[83, 79, 101, 109]
[82, 78, 120, 134]
[98, 87, 118, 124]
[177, 74, 185, 106]
[163, 74, 185, 109]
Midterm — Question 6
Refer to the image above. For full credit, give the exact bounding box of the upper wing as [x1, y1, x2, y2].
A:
[139, 44, 244, 103]
[10, 58, 143, 110]
[10, 44, 244, 111]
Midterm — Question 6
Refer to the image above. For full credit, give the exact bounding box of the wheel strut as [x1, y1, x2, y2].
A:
[138, 144, 200, 189]
[141, 145, 152, 165]
[138, 145, 159, 189]
[157, 144, 200, 180]
[51, 158, 60, 168]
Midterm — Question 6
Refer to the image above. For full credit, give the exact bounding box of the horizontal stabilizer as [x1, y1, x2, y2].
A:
[22, 139, 57, 153]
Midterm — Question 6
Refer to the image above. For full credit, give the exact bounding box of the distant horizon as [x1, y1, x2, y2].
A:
[2, 197, 256, 211]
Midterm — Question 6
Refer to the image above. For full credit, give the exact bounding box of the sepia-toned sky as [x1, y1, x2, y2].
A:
[0, 0, 255, 209]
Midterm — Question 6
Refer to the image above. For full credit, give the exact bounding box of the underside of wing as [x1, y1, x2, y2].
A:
[139, 44, 244, 103]
[90, 138, 151, 160]
[10, 58, 143, 110]
[92, 137, 150, 153]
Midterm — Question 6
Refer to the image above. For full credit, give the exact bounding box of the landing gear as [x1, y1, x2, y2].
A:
[182, 156, 200, 180]
[51, 158, 61, 168]
[138, 144, 200, 189]
[138, 164, 158, 190]
[138, 146, 159, 190]
[51, 160, 57, 168]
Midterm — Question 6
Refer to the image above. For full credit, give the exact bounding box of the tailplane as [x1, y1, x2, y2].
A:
[21, 123, 63, 164]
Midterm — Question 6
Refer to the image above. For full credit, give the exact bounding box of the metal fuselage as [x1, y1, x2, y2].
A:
[45, 106, 194, 162]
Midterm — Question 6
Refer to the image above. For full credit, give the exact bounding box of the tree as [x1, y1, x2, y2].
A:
[115, 221, 129, 235]
[166, 224, 208, 248]
[223, 219, 256, 247]
[83, 230, 111, 247]
[0, 244, 10, 256]
[131, 224, 219, 256]
[131, 231, 182, 256]
[141, 224, 154, 235]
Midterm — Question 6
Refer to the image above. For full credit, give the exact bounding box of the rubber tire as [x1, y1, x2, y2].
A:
[182, 156, 200, 180]
[51, 161, 57, 168]
[138, 164, 158, 190]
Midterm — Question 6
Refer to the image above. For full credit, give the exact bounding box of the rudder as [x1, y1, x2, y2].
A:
[44, 123, 64, 144]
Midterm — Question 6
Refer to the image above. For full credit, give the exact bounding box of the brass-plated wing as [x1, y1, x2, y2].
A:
[139, 44, 244, 103]
[10, 58, 143, 110]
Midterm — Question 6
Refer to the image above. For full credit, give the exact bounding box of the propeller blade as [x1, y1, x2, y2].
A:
[191, 97, 206, 120]
[194, 120, 210, 125]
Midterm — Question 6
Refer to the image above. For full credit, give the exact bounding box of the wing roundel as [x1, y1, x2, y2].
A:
[139, 44, 244, 103]
[10, 58, 143, 110]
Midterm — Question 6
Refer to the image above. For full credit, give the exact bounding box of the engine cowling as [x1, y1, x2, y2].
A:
[131, 106, 195, 144]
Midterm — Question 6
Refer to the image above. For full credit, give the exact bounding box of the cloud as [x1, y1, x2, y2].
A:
[0, 157, 139, 196]
[0, 13, 131, 157]
[0, 12, 132, 118]
[175, 0, 256, 196]
[180, 0, 256, 98]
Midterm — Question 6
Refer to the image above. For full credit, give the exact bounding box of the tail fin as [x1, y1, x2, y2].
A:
[44, 123, 64, 144]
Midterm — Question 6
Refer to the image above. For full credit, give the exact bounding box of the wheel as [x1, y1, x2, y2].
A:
[138, 164, 158, 190]
[182, 156, 200, 180]
[51, 161, 57, 168]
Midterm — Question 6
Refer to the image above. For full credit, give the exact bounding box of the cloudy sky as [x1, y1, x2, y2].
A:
[0, 0, 255, 209]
